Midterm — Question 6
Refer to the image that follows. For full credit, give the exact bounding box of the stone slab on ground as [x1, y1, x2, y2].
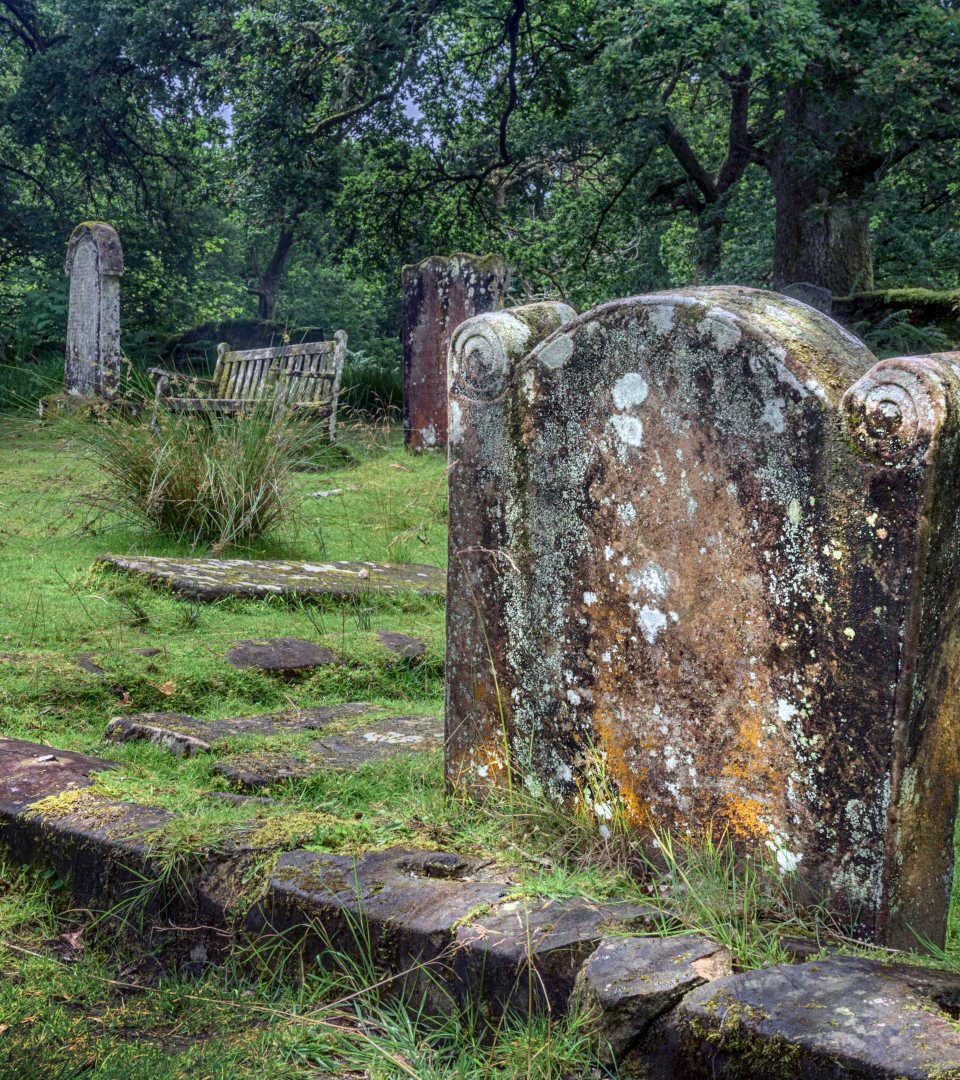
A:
[250, 847, 509, 996]
[656, 956, 960, 1080]
[226, 637, 340, 674]
[106, 703, 374, 756]
[569, 934, 732, 1064]
[375, 631, 427, 659]
[452, 896, 655, 1017]
[310, 714, 443, 769]
[0, 737, 118, 813]
[97, 555, 446, 600]
[213, 750, 327, 790]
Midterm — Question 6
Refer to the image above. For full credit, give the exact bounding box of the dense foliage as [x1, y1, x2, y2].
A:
[1, 0, 958, 377]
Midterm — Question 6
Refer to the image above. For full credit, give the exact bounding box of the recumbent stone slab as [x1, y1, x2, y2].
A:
[402, 253, 508, 451]
[105, 703, 374, 757]
[655, 956, 960, 1080]
[226, 637, 339, 674]
[96, 555, 446, 600]
[446, 286, 960, 948]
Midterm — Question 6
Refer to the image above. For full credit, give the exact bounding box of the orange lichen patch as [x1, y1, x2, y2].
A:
[589, 710, 652, 829]
[719, 694, 786, 842]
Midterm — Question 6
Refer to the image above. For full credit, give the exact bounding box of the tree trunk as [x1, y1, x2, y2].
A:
[250, 223, 297, 321]
[769, 86, 875, 296]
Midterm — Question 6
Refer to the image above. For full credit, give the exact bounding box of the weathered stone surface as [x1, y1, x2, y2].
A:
[64, 222, 123, 399]
[250, 847, 509, 996]
[452, 897, 653, 1017]
[0, 738, 117, 813]
[310, 714, 443, 769]
[96, 555, 446, 600]
[74, 653, 107, 676]
[656, 957, 960, 1080]
[105, 703, 374, 756]
[226, 637, 339, 674]
[782, 281, 833, 315]
[402, 253, 509, 451]
[569, 934, 731, 1062]
[376, 630, 427, 659]
[445, 286, 960, 947]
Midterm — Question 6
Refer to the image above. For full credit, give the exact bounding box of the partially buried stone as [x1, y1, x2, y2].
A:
[446, 285, 960, 948]
[310, 714, 443, 769]
[226, 637, 339, 675]
[213, 751, 326, 791]
[375, 630, 427, 659]
[568, 934, 732, 1064]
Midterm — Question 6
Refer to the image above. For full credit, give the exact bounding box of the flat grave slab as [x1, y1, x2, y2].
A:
[309, 714, 443, 769]
[96, 555, 446, 601]
[0, 737, 117, 813]
[106, 703, 374, 756]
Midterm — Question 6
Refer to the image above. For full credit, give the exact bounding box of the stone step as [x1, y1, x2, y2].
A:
[96, 555, 446, 601]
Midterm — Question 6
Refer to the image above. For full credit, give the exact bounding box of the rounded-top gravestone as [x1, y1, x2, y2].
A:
[64, 222, 123, 399]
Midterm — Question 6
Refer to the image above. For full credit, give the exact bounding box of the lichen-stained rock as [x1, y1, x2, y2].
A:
[445, 285, 960, 947]
[655, 957, 960, 1080]
[402, 253, 509, 451]
[96, 555, 446, 600]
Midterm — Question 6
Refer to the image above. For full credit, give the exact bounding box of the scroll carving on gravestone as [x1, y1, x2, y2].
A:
[64, 222, 124, 398]
[445, 285, 960, 948]
[402, 253, 509, 451]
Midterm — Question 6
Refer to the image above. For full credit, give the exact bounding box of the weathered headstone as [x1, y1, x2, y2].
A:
[401, 253, 509, 451]
[781, 280, 833, 315]
[64, 222, 123, 398]
[445, 285, 960, 948]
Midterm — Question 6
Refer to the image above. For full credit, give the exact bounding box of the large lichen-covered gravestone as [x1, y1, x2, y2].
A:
[445, 286, 960, 948]
[402, 253, 509, 451]
[64, 222, 124, 398]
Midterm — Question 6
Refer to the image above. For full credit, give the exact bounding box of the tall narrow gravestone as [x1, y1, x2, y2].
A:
[402, 253, 508, 451]
[445, 286, 960, 948]
[64, 222, 123, 398]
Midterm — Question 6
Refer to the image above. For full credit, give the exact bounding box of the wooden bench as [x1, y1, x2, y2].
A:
[148, 331, 348, 440]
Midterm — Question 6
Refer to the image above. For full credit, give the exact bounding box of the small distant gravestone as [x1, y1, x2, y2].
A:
[64, 222, 124, 398]
[781, 281, 832, 315]
[402, 253, 509, 451]
[445, 285, 960, 949]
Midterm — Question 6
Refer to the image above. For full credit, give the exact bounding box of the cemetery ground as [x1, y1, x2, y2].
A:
[0, 413, 959, 1077]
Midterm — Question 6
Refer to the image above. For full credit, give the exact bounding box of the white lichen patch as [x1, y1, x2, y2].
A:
[760, 397, 787, 433]
[617, 502, 637, 524]
[700, 309, 742, 351]
[583, 591, 598, 606]
[637, 604, 668, 644]
[628, 561, 669, 599]
[609, 414, 644, 450]
[611, 372, 650, 410]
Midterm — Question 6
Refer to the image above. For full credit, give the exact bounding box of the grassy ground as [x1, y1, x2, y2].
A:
[0, 413, 958, 1077]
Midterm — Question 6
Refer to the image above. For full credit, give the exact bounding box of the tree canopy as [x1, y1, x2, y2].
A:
[1, 0, 958, 366]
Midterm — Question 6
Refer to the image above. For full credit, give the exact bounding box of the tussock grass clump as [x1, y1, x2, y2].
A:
[85, 408, 323, 550]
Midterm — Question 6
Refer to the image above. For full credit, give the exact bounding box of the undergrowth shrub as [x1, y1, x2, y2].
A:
[84, 408, 322, 549]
